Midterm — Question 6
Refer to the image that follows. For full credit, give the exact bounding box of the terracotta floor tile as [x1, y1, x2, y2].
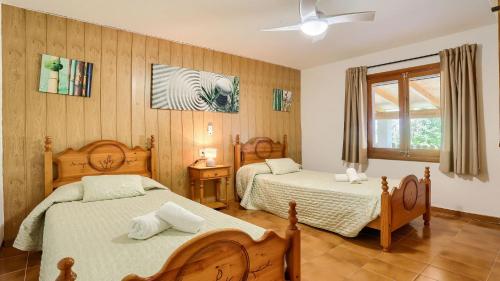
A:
[305, 251, 363, 278]
[347, 268, 393, 281]
[301, 258, 348, 281]
[431, 255, 490, 280]
[0, 247, 26, 260]
[436, 242, 497, 270]
[363, 258, 418, 281]
[25, 265, 40, 281]
[375, 252, 428, 273]
[0, 254, 27, 276]
[0, 269, 25, 281]
[415, 274, 438, 281]
[421, 265, 478, 281]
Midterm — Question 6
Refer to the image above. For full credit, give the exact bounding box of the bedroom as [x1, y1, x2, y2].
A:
[0, 0, 499, 280]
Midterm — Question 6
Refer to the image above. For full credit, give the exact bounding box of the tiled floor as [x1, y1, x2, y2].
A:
[1, 202, 500, 281]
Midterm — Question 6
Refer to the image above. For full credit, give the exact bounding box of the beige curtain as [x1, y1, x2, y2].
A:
[342, 66, 368, 165]
[439, 44, 480, 176]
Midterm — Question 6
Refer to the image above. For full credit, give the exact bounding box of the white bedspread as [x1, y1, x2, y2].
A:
[236, 163, 397, 237]
[15, 186, 264, 281]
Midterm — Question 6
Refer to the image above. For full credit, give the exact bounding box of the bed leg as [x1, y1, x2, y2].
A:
[56, 257, 77, 281]
[286, 201, 300, 281]
[380, 176, 392, 252]
[423, 166, 431, 226]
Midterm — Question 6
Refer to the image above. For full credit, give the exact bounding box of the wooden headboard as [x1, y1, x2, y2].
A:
[44, 136, 158, 197]
[234, 134, 287, 172]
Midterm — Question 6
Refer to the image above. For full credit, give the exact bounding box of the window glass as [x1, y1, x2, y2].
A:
[371, 80, 400, 149]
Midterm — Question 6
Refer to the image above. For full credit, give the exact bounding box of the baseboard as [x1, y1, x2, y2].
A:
[431, 206, 500, 225]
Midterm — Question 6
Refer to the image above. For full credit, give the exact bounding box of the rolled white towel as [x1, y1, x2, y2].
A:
[156, 202, 206, 233]
[358, 173, 368, 181]
[334, 174, 349, 182]
[128, 211, 171, 240]
[346, 168, 361, 184]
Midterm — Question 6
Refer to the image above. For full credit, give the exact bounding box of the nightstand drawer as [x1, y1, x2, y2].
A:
[201, 168, 229, 178]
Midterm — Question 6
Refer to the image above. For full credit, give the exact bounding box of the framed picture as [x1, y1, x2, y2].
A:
[151, 64, 239, 112]
[39, 54, 93, 97]
[273, 88, 293, 112]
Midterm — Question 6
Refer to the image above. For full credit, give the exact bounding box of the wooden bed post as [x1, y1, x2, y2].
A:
[283, 134, 288, 157]
[423, 166, 431, 226]
[380, 176, 392, 252]
[44, 136, 53, 197]
[150, 135, 159, 181]
[56, 257, 77, 281]
[286, 201, 300, 281]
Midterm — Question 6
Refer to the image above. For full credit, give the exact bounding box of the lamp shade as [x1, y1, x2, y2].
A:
[200, 148, 217, 159]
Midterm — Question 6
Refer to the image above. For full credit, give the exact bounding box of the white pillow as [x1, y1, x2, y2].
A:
[82, 175, 145, 202]
[265, 158, 301, 175]
[141, 176, 169, 191]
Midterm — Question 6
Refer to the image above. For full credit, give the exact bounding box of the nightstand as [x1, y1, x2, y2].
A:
[188, 165, 231, 209]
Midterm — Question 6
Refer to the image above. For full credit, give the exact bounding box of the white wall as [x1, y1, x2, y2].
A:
[0, 4, 4, 244]
[302, 24, 500, 218]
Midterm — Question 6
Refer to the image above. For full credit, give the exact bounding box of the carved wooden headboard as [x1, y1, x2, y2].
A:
[44, 136, 158, 197]
[234, 135, 287, 172]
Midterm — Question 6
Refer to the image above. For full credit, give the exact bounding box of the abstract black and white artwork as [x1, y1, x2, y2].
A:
[151, 64, 239, 112]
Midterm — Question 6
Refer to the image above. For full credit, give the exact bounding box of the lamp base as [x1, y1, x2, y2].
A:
[206, 158, 216, 167]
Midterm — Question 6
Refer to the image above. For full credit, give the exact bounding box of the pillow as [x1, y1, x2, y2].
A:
[82, 175, 145, 202]
[265, 158, 301, 175]
[141, 176, 169, 191]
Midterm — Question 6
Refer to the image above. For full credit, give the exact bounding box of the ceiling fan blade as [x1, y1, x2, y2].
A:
[299, 0, 318, 21]
[261, 23, 303, 32]
[320, 11, 375, 25]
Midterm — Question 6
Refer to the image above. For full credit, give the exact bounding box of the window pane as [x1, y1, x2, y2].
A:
[371, 80, 400, 149]
[409, 75, 441, 150]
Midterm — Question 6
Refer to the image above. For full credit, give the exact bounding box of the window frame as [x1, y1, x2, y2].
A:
[367, 63, 441, 163]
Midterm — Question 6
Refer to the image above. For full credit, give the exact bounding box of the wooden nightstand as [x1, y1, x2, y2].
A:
[188, 165, 231, 209]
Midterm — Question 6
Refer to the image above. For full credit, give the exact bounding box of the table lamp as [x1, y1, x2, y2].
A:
[200, 148, 217, 167]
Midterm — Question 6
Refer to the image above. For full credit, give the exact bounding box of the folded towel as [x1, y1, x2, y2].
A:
[128, 211, 171, 240]
[156, 202, 206, 233]
[334, 174, 349, 182]
[346, 168, 361, 184]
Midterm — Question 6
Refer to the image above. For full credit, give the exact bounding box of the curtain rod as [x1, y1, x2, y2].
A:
[367, 53, 439, 69]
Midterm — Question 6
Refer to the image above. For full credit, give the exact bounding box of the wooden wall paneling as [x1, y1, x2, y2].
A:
[270, 65, 279, 142]
[2, 5, 27, 240]
[116, 31, 133, 146]
[239, 58, 249, 141]
[202, 49, 214, 153]
[262, 62, 272, 138]
[212, 51, 224, 166]
[131, 34, 146, 147]
[295, 70, 302, 162]
[276, 66, 286, 141]
[25, 10, 47, 212]
[100, 27, 118, 140]
[65, 19, 85, 148]
[283, 68, 291, 157]
[254, 61, 264, 137]
[170, 42, 184, 195]
[247, 59, 256, 138]
[83, 23, 102, 143]
[288, 68, 297, 162]
[222, 53, 233, 201]
[230, 56, 241, 143]
[191, 46, 205, 200]
[157, 39, 172, 188]
[46, 15, 67, 153]
[145, 37, 159, 164]
[181, 44, 194, 197]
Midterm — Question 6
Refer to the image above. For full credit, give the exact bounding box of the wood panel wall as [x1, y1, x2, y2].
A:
[1, 5, 301, 241]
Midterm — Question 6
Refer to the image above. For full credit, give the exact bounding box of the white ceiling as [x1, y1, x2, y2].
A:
[3, 0, 496, 69]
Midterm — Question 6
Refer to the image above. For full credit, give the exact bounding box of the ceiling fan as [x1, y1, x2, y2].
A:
[262, 0, 375, 41]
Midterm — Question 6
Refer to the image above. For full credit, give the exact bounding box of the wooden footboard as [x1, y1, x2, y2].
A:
[374, 167, 431, 252]
[56, 202, 300, 281]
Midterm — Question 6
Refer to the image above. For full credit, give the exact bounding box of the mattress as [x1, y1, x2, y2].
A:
[236, 163, 398, 237]
[25, 189, 265, 281]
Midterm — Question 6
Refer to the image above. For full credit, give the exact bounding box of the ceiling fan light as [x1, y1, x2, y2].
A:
[300, 20, 328, 36]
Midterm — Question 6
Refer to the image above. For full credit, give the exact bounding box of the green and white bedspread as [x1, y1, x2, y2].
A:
[14, 185, 264, 281]
[236, 163, 397, 237]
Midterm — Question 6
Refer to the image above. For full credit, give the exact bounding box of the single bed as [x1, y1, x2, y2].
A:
[15, 136, 300, 281]
[234, 135, 431, 252]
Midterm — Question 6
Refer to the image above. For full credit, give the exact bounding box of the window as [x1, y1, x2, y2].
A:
[367, 63, 441, 162]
